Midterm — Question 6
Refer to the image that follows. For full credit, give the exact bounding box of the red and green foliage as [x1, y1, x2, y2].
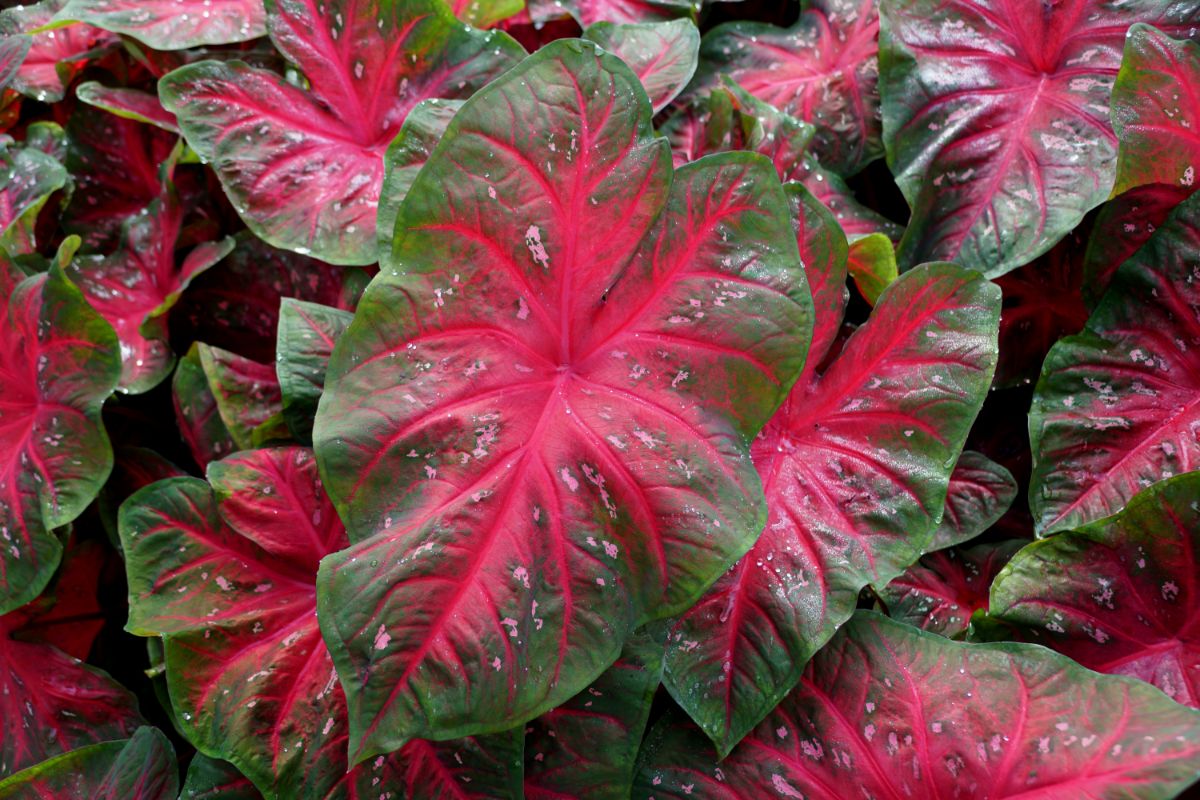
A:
[0, 0, 1198, 797]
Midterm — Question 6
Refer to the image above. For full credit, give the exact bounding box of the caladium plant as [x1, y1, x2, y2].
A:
[315, 37, 812, 759]
[0, 0, 1197, 796]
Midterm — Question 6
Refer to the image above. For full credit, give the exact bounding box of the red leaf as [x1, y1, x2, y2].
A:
[56, 0, 267, 50]
[0, 1, 117, 103]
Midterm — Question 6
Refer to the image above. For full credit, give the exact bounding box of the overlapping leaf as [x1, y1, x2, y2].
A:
[661, 190, 999, 755]
[845, 232, 896, 305]
[695, 0, 883, 175]
[57, 0, 267, 50]
[275, 299, 352, 443]
[636, 613, 1200, 799]
[928, 449, 1017, 551]
[525, 624, 667, 799]
[198, 344, 284, 450]
[314, 39, 812, 759]
[181, 756, 262, 800]
[70, 190, 234, 393]
[160, 0, 525, 264]
[0, 135, 66, 257]
[75, 82, 180, 132]
[1029, 189, 1200, 534]
[881, 540, 1023, 637]
[0, 727, 177, 800]
[583, 20, 698, 113]
[880, 0, 1200, 276]
[533, 0, 695, 27]
[173, 343, 237, 470]
[121, 448, 523, 799]
[0, 259, 119, 614]
[992, 472, 1200, 707]
[0, 0, 116, 103]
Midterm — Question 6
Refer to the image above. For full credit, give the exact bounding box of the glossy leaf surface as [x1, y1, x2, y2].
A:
[173, 343, 237, 470]
[0, 0, 116, 103]
[276, 299, 353, 444]
[696, 0, 883, 175]
[0, 262, 119, 614]
[845, 232, 896, 305]
[637, 613, 1200, 800]
[525, 623, 667, 799]
[880, 0, 1200, 276]
[1029, 189, 1200, 534]
[546, 0, 695, 27]
[0, 138, 67, 255]
[314, 39, 812, 759]
[928, 450, 1017, 551]
[57, 0, 267, 50]
[198, 344, 283, 451]
[181, 756, 263, 800]
[0, 727, 177, 800]
[881, 540, 1024, 636]
[70, 191, 234, 393]
[663, 255, 999, 754]
[992, 472, 1200, 707]
[75, 82, 180, 132]
[583, 20, 699, 113]
[159, 0, 525, 264]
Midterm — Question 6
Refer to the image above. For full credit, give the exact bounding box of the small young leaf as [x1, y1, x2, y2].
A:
[275, 299, 353, 443]
[845, 232, 896, 305]
[197, 344, 284, 451]
[928, 450, 1017, 551]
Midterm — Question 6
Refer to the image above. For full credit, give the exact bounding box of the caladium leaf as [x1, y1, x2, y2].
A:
[159, 0, 525, 265]
[75, 82, 180, 132]
[1110, 24, 1200, 197]
[0, 0, 117, 103]
[663, 80, 903, 241]
[663, 258, 999, 755]
[0, 727, 178, 800]
[121, 450, 522, 799]
[583, 20, 698, 113]
[0, 260, 120, 615]
[929, 450, 1017, 551]
[993, 232, 1090, 388]
[56, 0, 267, 50]
[174, 235, 369, 365]
[636, 612, 1200, 799]
[879, 0, 1200, 277]
[70, 190, 234, 393]
[396, 734, 525, 799]
[1029, 189, 1200, 534]
[992, 472, 1200, 707]
[449, 0, 523, 28]
[881, 540, 1024, 637]
[276, 299, 353, 444]
[314, 39, 812, 759]
[174, 343, 237, 470]
[525, 623, 667, 799]
[845, 232, 896, 305]
[181, 756, 263, 800]
[198, 344, 284, 451]
[0, 138, 67, 256]
[1081, 182, 1190, 307]
[694, 0, 883, 175]
[62, 104, 177, 250]
[1, 552, 144, 775]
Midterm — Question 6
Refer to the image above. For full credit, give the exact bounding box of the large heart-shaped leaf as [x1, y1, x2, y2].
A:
[0, 260, 119, 614]
[1029, 188, 1200, 534]
[661, 184, 998, 754]
[928, 450, 1017, 551]
[583, 20, 698, 113]
[879, 0, 1200, 277]
[992, 472, 1200, 707]
[57, 0, 267, 50]
[276, 299, 353, 443]
[525, 623, 667, 799]
[0, 0, 116, 103]
[69, 189, 234, 393]
[0, 727, 178, 800]
[159, 0, 525, 265]
[121, 449, 523, 799]
[1, 551, 144, 775]
[314, 39, 811, 760]
[694, 0, 883, 176]
[636, 612, 1200, 799]
[881, 540, 1024, 637]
